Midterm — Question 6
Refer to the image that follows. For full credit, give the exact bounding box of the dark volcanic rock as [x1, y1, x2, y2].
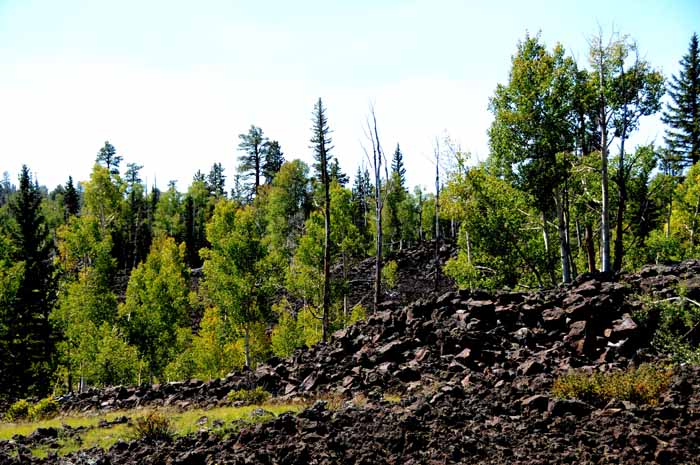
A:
[13, 254, 700, 465]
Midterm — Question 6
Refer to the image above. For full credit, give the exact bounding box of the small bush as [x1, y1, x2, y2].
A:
[382, 260, 399, 290]
[227, 387, 271, 405]
[132, 412, 174, 442]
[28, 397, 59, 420]
[4, 399, 31, 422]
[642, 294, 700, 364]
[348, 304, 366, 325]
[553, 364, 672, 406]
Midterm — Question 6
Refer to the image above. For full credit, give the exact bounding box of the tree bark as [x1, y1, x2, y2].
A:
[585, 222, 596, 272]
[555, 189, 572, 283]
[434, 144, 440, 292]
[244, 324, 251, 368]
[321, 149, 331, 343]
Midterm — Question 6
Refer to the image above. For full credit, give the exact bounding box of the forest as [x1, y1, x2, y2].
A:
[1, 30, 698, 402]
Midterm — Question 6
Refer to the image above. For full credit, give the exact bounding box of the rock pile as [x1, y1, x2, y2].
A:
[3, 253, 700, 464]
[58, 259, 700, 415]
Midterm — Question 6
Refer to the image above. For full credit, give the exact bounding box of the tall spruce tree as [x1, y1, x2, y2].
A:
[391, 143, 407, 189]
[64, 176, 80, 218]
[7, 165, 55, 395]
[263, 140, 285, 184]
[207, 162, 226, 198]
[310, 98, 333, 342]
[329, 159, 349, 186]
[662, 33, 700, 166]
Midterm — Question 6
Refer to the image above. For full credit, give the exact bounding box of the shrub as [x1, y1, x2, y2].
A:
[227, 386, 271, 405]
[4, 399, 31, 422]
[271, 299, 305, 358]
[348, 304, 366, 325]
[382, 260, 399, 290]
[552, 364, 672, 406]
[28, 397, 59, 420]
[132, 412, 174, 442]
[641, 293, 700, 364]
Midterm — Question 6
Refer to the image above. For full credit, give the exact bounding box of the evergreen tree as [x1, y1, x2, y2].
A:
[329, 159, 349, 186]
[351, 166, 372, 245]
[6, 165, 55, 395]
[96, 141, 122, 175]
[124, 163, 150, 269]
[263, 140, 285, 184]
[64, 176, 80, 218]
[207, 162, 226, 198]
[238, 125, 268, 196]
[153, 181, 184, 240]
[662, 33, 700, 166]
[391, 143, 407, 189]
[0, 171, 15, 207]
[310, 98, 333, 342]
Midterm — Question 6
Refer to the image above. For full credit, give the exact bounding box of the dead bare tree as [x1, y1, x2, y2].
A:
[362, 106, 388, 313]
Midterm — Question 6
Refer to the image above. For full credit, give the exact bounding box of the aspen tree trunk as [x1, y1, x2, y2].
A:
[555, 189, 572, 283]
[244, 324, 251, 368]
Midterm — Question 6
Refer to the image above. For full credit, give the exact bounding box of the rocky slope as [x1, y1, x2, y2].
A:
[2, 245, 700, 464]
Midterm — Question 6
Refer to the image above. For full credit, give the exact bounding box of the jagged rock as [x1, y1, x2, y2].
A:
[22, 253, 700, 465]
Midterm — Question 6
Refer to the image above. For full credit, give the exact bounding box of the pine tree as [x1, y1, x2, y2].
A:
[391, 143, 406, 190]
[263, 140, 285, 184]
[7, 165, 55, 395]
[124, 163, 149, 269]
[64, 176, 80, 218]
[310, 98, 333, 342]
[0, 171, 15, 207]
[238, 125, 268, 196]
[662, 33, 700, 166]
[329, 159, 349, 186]
[96, 141, 122, 175]
[207, 162, 226, 198]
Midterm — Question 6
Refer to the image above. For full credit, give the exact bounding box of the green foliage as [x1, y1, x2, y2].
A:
[131, 412, 174, 442]
[287, 212, 326, 308]
[226, 386, 271, 405]
[4, 399, 31, 422]
[119, 236, 190, 379]
[444, 168, 547, 289]
[3, 397, 59, 422]
[270, 299, 304, 358]
[238, 125, 268, 196]
[4, 165, 55, 397]
[348, 304, 367, 325]
[265, 160, 311, 261]
[153, 182, 183, 240]
[203, 200, 274, 367]
[552, 364, 672, 406]
[28, 397, 59, 421]
[672, 161, 700, 254]
[662, 33, 700, 166]
[92, 323, 142, 387]
[649, 296, 700, 364]
[381, 260, 398, 289]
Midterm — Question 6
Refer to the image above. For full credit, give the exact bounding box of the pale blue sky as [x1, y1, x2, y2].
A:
[1, 0, 698, 191]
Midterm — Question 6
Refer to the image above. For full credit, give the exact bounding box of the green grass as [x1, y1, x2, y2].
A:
[1, 401, 306, 458]
[552, 364, 673, 406]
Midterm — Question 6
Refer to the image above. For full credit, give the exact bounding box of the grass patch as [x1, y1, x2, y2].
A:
[226, 386, 271, 405]
[552, 364, 673, 406]
[1, 401, 306, 458]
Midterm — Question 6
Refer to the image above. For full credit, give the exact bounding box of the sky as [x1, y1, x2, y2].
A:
[0, 0, 698, 193]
